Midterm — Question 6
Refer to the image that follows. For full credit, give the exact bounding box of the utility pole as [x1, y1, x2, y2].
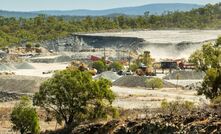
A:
[128, 50, 131, 70]
[103, 47, 106, 60]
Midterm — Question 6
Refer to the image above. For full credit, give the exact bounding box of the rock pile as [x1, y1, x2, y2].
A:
[94, 71, 120, 82]
[0, 91, 21, 102]
[15, 62, 35, 69]
[55, 55, 72, 63]
[113, 75, 176, 88]
[164, 70, 205, 80]
[185, 81, 202, 90]
[0, 64, 14, 71]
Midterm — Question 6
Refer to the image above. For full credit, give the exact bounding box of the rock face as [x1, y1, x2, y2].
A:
[40, 34, 205, 59]
[41, 34, 145, 52]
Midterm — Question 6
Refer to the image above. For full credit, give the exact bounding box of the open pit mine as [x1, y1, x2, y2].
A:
[0, 30, 220, 132]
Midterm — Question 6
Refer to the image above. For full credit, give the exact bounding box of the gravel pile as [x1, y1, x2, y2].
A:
[94, 71, 120, 81]
[185, 81, 203, 90]
[0, 91, 21, 102]
[55, 55, 72, 62]
[0, 64, 14, 71]
[164, 70, 205, 80]
[113, 75, 176, 88]
[15, 62, 35, 69]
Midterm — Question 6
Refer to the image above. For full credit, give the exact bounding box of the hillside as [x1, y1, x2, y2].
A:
[35, 3, 202, 16]
[0, 3, 201, 18]
[0, 10, 40, 18]
[0, 3, 221, 48]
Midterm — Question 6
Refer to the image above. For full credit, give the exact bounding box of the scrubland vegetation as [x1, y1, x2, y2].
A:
[1, 3, 221, 48]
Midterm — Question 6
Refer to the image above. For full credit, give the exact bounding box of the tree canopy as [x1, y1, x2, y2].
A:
[189, 37, 221, 99]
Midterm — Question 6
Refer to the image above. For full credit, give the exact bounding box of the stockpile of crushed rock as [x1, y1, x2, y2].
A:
[94, 71, 120, 82]
[0, 64, 15, 71]
[0, 91, 21, 102]
[164, 70, 205, 80]
[113, 75, 176, 88]
[55, 55, 72, 62]
[185, 81, 203, 90]
[15, 62, 35, 69]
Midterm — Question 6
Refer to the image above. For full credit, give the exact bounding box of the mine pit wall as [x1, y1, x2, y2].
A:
[41, 34, 205, 60]
[41, 34, 145, 52]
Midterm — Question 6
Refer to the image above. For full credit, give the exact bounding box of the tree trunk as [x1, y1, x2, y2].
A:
[20, 129, 25, 134]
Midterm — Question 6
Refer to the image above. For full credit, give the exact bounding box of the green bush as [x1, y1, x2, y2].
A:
[109, 61, 124, 72]
[212, 95, 221, 105]
[11, 96, 40, 134]
[92, 60, 107, 73]
[146, 78, 163, 90]
[190, 38, 221, 100]
[129, 64, 139, 72]
[25, 43, 32, 49]
[34, 44, 40, 48]
[161, 99, 195, 115]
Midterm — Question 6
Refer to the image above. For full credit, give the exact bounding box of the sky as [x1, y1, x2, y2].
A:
[0, 0, 220, 11]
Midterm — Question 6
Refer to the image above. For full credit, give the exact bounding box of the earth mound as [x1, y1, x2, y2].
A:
[0, 64, 14, 71]
[164, 70, 205, 80]
[15, 62, 35, 69]
[113, 75, 176, 88]
[94, 71, 120, 81]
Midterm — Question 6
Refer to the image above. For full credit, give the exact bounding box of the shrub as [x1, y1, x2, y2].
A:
[25, 43, 32, 49]
[161, 99, 195, 115]
[146, 78, 163, 90]
[109, 61, 123, 72]
[211, 95, 221, 105]
[129, 64, 139, 72]
[11, 96, 40, 134]
[197, 68, 221, 99]
[34, 44, 40, 48]
[92, 60, 107, 73]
